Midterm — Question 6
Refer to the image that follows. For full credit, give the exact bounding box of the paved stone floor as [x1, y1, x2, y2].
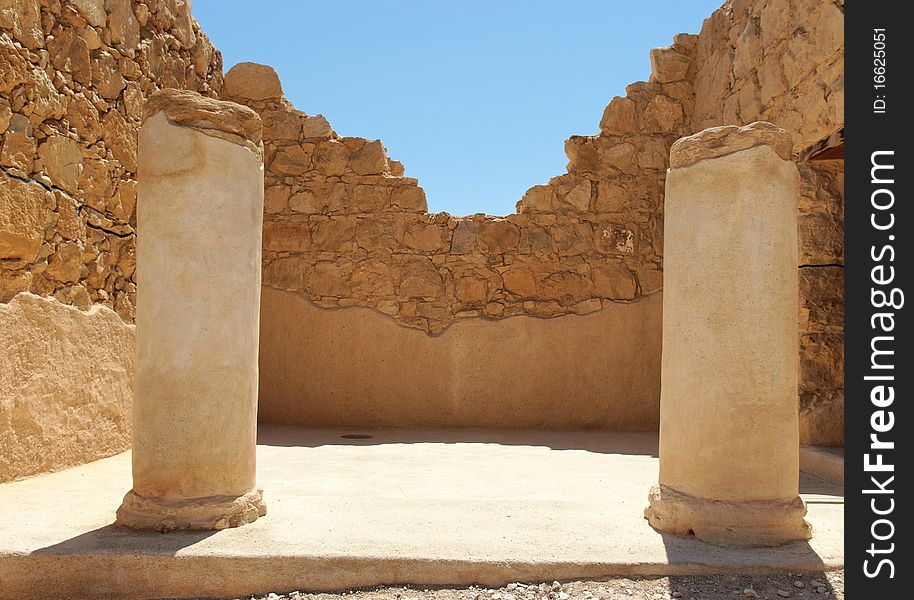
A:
[0, 426, 843, 600]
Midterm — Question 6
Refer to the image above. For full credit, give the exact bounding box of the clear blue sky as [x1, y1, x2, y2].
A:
[192, 1, 722, 216]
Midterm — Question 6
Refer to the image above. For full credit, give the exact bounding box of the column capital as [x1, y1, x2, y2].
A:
[669, 121, 793, 169]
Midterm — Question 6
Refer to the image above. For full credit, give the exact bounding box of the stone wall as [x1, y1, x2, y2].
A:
[686, 0, 845, 445]
[797, 160, 843, 446]
[225, 48, 700, 428]
[1, 0, 222, 480]
[689, 0, 843, 153]
[223, 57, 684, 336]
[239, 0, 843, 442]
[1, 0, 222, 313]
[223, 59, 678, 428]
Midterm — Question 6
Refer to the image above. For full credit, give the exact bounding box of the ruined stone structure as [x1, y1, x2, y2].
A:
[1, 0, 844, 483]
[226, 0, 844, 438]
[223, 61, 666, 430]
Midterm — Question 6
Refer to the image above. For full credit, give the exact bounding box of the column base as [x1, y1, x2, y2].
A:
[116, 487, 266, 532]
[644, 484, 811, 547]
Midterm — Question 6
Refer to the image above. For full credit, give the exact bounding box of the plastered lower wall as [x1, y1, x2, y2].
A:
[259, 287, 662, 430]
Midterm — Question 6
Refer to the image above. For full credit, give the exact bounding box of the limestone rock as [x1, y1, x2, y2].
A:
[101, 109, 137, 172]
[350, 140, 388, 175]
[301, 114, 333, 139]
[398, 256, 442, 298]
[48, 24, 92, 84]
[0, 293, 134, 483]
[643, 95, 683, 132]
[306, 260, 353, 297]
[263, 108, 302, 141]
[0, 175, 48, 261]
[477, 220, 519, 253]
[67, 94, 104, 143]
[0, 103, 10, 134]
[562, 181, 591, 211]
[77, 154, 114, 210]
[311, 218, 356, 252]
[389, 185, 427, 212]
[0, 269, 31, 302]
[592, 263, 637, 300]
[455, 275, 488, 303]
[669, 122, 793, 169]
[105, 0, 141, 54]
[46, 241, 84, 283]
[264, 257, 304, 291]
[637, 269, 664, 295]
[595, 182, 630, 213]
[0, 0, 44, 49]
[71, 0, 107, 28]
[649, 46, 691, 83]
[600, 97, 638, 134]
[450, 221, 477, 254]
[38, 137, 83, 194]
[109, 178, 137, 223]
[312, 140, 348, 176]
[502, 268, 537, 297]
[517, 184, 556, 212]
[264, 185, 290, 213]
[0, 113, 35, 174]
[403, 220, 447, 252]
[54, 192, 86, 241]
[0, 37, 29, 93]
[271, 145, 313, 176]
[224, 62, 284, 101]
[91, 51, 127, 100]
[350, 259, 395, 297]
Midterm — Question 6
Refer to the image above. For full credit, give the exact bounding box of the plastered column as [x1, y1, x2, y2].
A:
[645, 122, 811, 546]
[116, 90, 266, 531]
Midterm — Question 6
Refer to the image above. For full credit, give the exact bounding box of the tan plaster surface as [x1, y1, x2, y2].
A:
[259, 288, 662, 430]
[0, 293, 134, 483]
[0, 427, 842, 600]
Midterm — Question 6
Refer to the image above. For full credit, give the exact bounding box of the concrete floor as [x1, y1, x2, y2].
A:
[0, 426, 843, 600]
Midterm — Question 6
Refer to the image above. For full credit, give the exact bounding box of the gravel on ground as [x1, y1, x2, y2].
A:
[171, 570, 844, 600]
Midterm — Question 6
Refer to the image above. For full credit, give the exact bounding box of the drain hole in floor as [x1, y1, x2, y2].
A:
[341, 434, 374, 440]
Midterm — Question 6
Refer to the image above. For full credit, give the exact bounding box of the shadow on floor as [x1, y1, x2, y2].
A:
[256, 424, 660, 457]
[799, 472, 845, 499]
[34, 523, 217, 556]
[657, 530, 830, 572]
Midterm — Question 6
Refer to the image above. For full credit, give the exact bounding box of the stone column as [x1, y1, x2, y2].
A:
[116, 90, 266, 531]
[645, 122, 810, 546]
